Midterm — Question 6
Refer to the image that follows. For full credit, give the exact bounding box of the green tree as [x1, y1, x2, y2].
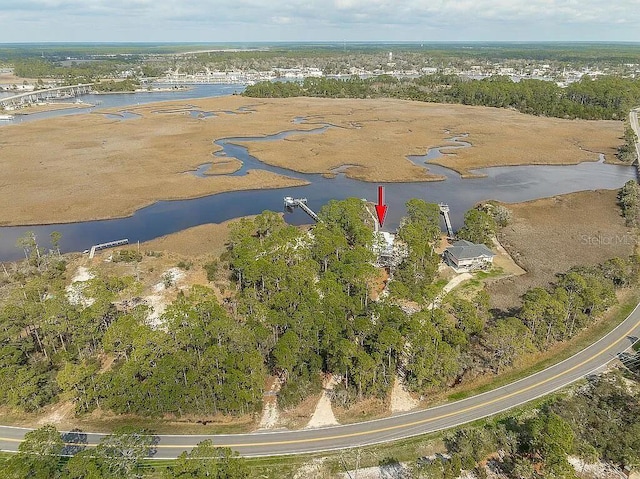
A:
[525, 411, 576, 477]
[93, 428, 154, 478]
[166, 440, 248, 478]
[618, 180, 640, 226]
[64, 451, 103, 479]
[484, 316, 535, 373]
[394, 200, 442, 301]
[6, 424, 63, 479]
[50, 231, 62, 257]
[457, 209, 496, 246]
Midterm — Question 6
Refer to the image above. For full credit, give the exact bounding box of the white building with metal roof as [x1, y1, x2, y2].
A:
[443, 239, 495, 272]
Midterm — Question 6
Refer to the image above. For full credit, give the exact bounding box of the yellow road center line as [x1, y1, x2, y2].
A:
[1, 318, 638, 450]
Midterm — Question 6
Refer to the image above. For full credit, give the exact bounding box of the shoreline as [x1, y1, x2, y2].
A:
[0, 96, 626, 226]
[0, 173, 310, 228]
[11, 101, 95, 115]
[92, 86, 195, 95]
[439, 156, 615, 178]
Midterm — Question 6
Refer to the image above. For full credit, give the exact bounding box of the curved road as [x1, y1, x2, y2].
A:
[1, 302, 639, 458]
[630, 107, 640, 161]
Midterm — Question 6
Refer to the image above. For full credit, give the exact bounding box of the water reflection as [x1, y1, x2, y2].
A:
[0, 88, 636, 261]
[0, 119, 635, 261]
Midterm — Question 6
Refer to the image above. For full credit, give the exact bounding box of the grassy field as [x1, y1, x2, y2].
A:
[488, 189, 635, 310]
[0, 96, 623, 225]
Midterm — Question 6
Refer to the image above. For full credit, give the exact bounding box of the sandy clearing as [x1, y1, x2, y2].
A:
[0, 96, 623, 225]
[568, 456, 629, 479]
[144, 294, 168, 328]
[71, 265, 94, 283]
[338, 463, 411, 479]
[390, 376, 419, 413]
[257, 377, 282, 430]
[145, 267, 185, 328]
[65, 266, 95, 307]
[36, 401, 75, 426]
[306, 375, 340, 429]
[293, 458, 328, 479]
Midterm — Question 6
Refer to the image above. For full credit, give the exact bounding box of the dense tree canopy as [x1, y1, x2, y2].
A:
[0, 197, 636, 432]
[423, 372, 640, 479]
[245, 74, 640, 120]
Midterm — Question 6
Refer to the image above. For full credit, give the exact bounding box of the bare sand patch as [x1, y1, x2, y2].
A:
[257, 376, 282, 430]
[66, 266, 95, 307]
[568, 456, 629, 479]
[293, 459, 330, 479]
[390, 376, 419, 413]
[306, 375, 339, 429]
[36, 401, 75, 426]
[487, 190, 634, 310]
[0, 96, 623, 226]
[337, 463, 411, 479]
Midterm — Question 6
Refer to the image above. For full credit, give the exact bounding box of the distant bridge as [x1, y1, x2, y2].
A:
[0, 83, 94, 108]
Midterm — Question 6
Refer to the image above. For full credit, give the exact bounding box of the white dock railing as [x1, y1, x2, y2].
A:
[88, 239, 129, 259]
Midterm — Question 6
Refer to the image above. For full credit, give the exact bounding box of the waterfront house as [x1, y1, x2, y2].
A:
[443, 239, 495, 272]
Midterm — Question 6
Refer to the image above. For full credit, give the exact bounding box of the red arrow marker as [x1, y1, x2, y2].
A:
[375, 186, 388, 227]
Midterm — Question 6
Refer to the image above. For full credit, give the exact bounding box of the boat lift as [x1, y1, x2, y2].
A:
[284, 197, 320, 222]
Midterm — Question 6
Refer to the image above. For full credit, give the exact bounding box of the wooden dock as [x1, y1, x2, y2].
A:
[284, 196, 320, 222]
[89, 238, 129, 259]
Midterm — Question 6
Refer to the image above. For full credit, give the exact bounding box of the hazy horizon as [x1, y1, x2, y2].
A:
[1, 1, 638, 44]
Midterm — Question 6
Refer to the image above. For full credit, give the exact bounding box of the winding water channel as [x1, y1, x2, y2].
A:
[0, 84, 637, 261]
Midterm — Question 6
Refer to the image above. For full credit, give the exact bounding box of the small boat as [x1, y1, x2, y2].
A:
[0, 114, 14, 121]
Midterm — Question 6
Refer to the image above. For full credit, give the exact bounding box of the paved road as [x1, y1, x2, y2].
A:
[1, 302, 639, 458]
[630, 108, 640, 161]
[3, 110, 640, 460]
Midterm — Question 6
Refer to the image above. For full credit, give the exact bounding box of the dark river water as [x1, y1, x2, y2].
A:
[0, 85, 636, 261]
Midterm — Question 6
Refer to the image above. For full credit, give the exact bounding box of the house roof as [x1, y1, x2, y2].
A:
[445, 239, 495, 260]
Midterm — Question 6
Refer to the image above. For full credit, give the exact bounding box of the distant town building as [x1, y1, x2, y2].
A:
[443, 240, 495, 272]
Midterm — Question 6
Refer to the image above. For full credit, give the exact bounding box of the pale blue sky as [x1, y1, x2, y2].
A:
[0, 0, 638, 43]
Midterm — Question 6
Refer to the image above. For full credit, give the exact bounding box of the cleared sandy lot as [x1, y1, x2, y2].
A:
[0, 96, 624, 225]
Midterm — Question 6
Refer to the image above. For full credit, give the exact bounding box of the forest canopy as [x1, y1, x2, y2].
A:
[244, 74, 640, 121]
[1, 198, 637, 420]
